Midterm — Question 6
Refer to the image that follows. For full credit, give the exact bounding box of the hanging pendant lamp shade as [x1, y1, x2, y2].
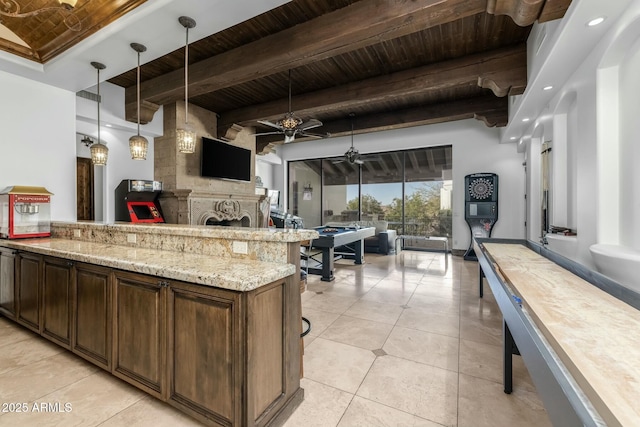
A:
[90, 61, 108, 166]
[129, 42, 149, 160]
[176, 16, 197, 154]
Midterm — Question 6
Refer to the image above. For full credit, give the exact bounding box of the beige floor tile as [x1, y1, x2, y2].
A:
[396, 307, 459, 338]
[0, 351, 100, 402]
[458, 373, 552, 427]
[320, 315, 394, 350]
[374, 278, 419, 292]
[0, 335, 65, 375]
[304, 338, 376, 393]
[323, 281, 374, 298]
[301, 290, 318, 303]
[413, 282, 460, 300]
[458, 339, 536, 391]
[459, 297, 502, 321]
[303, 293, 359, 315]
[357, 355, 458, 426]
[360, 287, 413, 305]
[407, 293, 459, 315]
[99, 395, 202, 426]
[382, 270, 425, 283]
[0, 371, 145, 426]
[301, 307, 341, 337]
[0, 319, 38, 347]
[383, 326, 458, 372]
[343, 299, 404, 325]
[459, 314, 502, 346]
[283, 378, 353, 427]
[337, 396, 441, 427]
[303, 334, 317, 348]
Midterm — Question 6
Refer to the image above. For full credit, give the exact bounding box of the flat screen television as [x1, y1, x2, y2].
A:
[200, 137, 251, 182]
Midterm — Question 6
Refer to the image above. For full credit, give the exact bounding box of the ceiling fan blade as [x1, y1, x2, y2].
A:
[298, 130, 330, 139]
[298, 119, 323, 131]
[257, 120, 283, 130]
[354, 159, 364, 165]
[332, 159, 345, 164]
[253, 131, 283, 137]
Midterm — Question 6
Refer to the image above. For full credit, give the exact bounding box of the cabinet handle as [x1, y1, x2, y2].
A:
[67, 261, 74, 267]
[158, 280, 170, 287]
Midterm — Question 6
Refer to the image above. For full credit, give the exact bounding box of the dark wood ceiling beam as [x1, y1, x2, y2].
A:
[486, 0, 570, 26]
[256, 95, 508, 152]
[224, 45, 524, 131]
[125, 0, 488, 120]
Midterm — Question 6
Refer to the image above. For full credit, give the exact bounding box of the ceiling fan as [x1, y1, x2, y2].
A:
[334, 113, 365, 165]
[256, 70, 330, 143]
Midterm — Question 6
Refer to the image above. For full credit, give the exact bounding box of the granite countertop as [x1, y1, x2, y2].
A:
[0, 239, 295, 292]
[52, 221, 319, 242]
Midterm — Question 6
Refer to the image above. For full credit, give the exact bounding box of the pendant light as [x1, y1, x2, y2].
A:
[90, 62, 108, 166]
[129, 42, 148, 160]
[176, 16, 197, 153]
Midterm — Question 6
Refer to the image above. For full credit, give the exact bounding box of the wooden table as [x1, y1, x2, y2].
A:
[476, 239, 640, 427]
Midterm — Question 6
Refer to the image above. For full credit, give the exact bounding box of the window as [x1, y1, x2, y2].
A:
[287, 145, 452, 247]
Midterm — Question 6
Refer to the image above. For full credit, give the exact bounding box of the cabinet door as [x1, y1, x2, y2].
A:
[42, 257, 73, 348]
[0, 248, 17, 318]
[73, 263, 111, 370]
[16, 252, 42, 332]
[113, 270, 165, 398]
[167, 282, 242, 426]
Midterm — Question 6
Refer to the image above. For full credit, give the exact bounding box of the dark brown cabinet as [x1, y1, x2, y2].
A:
[0, 248, 301, 427]
[113, 270, 166, 398]
[168, 281, 242, 426]
[0, 247, 16, 318]
[42, 256, 73, 348]
[16, 252, 42, 332]
[73, 263, 111, 369]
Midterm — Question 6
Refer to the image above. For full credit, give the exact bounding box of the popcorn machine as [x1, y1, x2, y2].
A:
[0, 186, 53, 239]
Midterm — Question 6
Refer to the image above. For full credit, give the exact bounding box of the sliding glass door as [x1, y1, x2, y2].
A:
[287, 145, 452, 248]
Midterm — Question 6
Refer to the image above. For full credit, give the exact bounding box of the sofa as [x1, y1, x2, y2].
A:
[324, 220, 397, 255]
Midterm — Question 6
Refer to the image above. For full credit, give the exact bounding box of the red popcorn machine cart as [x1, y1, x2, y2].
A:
[0, 186, 53, 239]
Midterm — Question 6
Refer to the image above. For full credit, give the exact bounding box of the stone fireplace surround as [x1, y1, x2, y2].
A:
[159, 189, 261, 227]
[153, 102, 264, 227]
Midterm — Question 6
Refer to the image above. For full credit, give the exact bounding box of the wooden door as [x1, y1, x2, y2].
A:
[112, 270, 165, 398]
[16, 252, 42, 333]
[73, 263, 112, 370]
[77, 157, 94, 220]
[42, 257, 73, 348]
[0, 248, 17, 318]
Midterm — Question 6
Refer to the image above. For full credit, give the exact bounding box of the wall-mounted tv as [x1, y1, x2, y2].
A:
[200, 137, 252, 182]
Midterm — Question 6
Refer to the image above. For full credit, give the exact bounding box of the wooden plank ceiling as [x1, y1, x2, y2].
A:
[0, 0, 572, 153]
[0, 0, 148, 62]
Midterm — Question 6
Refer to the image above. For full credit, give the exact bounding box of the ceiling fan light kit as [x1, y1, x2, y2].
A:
[256, 69, 329, 143]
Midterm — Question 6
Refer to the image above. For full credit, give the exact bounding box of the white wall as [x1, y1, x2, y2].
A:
[76, 82, 162, 223]
[0, 70, 76, 221]
[518, 1, 640, 267]
[277, 119, 525, 251]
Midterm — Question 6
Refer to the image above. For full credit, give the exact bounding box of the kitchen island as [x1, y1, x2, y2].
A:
[0, 222, 318, 427]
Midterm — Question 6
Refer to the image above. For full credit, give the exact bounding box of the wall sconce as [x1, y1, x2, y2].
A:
[303, 183, 313, 200]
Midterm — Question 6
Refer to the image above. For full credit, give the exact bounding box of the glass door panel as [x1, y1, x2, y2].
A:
[322, 158, 359, 224]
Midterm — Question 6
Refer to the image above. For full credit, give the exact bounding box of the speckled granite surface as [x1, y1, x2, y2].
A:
[0, 238, 294, 292]
[50, 221, 319, 264]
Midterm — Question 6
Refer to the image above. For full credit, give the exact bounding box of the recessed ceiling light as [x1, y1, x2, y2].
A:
[510, 136, 517, 140]
[105, 123, 113, 127]
[522, 117, 530, 122]
[543, 85, 553, 91]
[587, 17, 605, 27]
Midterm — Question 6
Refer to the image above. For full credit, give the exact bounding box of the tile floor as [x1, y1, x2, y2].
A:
[0, 251, 552, 426]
